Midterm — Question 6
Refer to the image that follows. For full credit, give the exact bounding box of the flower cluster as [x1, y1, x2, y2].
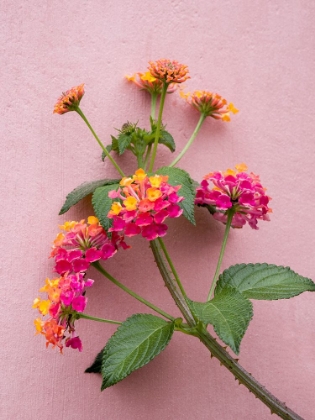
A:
[181, 90, 238, 121]
[34, 217, 123, 352]
[108, 169, 184, 241]
[195, 164, 271, 229]
[148, 59, 190, 84]
[126, 72, 177, 95]
[53, 83, 85, 114]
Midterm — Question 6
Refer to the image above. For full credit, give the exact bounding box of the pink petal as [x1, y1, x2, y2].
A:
[71, 295, 87, 312]
[100, 243, 117, 260]
[85, 247, 102, 262]
[66, 336, 83, 352]
[72, 258, 90, 273]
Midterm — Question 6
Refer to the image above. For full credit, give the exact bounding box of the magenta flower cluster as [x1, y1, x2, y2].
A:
[195, 164, 271, 229]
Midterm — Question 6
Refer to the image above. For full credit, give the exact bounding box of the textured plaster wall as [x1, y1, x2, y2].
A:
[1, 1, 315, 419]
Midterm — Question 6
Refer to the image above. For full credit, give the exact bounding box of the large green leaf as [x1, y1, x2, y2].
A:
[216, 263, 315, 300]
[92, 183, 120, 230]
[101, 314, 175, 390]
[157, 166, 196, 225]
[159, 130, 176, 152]
[59, 178, 120, 215]
[189, 288, 253, 354]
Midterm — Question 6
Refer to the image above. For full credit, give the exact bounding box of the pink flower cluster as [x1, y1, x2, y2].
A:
[34, 217, 123, 352]
[195, 164, 271, 229]
[108, 169, 184, 241]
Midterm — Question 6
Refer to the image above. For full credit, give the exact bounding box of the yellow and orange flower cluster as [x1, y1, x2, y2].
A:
[126, 72, 177, 95]
[181, 90, 238, 121]
[148, 59, 190, 84]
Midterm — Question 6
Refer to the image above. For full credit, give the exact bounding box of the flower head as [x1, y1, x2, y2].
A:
[33, 273, 93, 352]
[53, 83, 85, 114]
[51, 216, 127, 274]
[108, 169, 184, 241]
[126, 72, 177, 95]
[148, 59, 190, 84]
[195, 164, 271, 229]
[181, 90, 238, 121]
[34, 217, 126, 352]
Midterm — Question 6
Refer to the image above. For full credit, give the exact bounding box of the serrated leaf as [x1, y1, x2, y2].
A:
[117, 133, 132, 155]
[189, 288, 253, 354]
[92, 183, 119, 230]
[59, 178, 120, 215]
[101, 145, 113, 161]
[101, 314, 174, 390]
[157, 167, 195, 225]
[85, 349, 103, 374]
[216, 263, 315, 300]
[159, 130, 176, 152]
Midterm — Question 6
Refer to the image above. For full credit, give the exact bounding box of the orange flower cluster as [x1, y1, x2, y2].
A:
[148, 59, 190, 84]
[181, 90, 238, 121]
[53, 83, 85, 114]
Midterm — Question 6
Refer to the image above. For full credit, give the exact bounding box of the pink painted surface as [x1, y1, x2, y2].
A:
[1, 1, 315, 419]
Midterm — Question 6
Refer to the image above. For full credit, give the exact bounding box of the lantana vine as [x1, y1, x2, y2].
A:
[34, 58, 314, 420]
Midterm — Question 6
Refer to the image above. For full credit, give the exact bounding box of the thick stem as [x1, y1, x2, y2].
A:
[197, 327, 304, 420]
[207, 209, 234, 300]
[148, 83, 168, 172]
[75, 107, 125, 177]
[169, 113, 206, 167]
[78, 313, 121, 325]
[150, 240, 195, 326]
[151, 240, 303, 419]
[92, 261, 174, 321]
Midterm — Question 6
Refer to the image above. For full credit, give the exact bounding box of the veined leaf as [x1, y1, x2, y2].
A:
[157, 166, 196, 225]
[159, 130, 176, 152]
[59, 178, 120, 215]
[216, 263, 315, 300]
[189, 289, 253, 354]
[101, 314, 175, 390]
[92, 183, 119, 230]
[117, 133, 132, 155]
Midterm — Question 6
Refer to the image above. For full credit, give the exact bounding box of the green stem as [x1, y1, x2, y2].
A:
[197, 327, 304, 420]
[157, 238, 188, 301]
[169, 113, 206, 167]
[207, 209, 234, 301]
[75, 107, 125, 177]
[143, 143, 152, 170]
[148, 83, 168, 172]
[151, 240, 303, 419]
[77, 313, 121, 325]
[92, 261, 174, 321]
[150, 241, 196, 326]
[151, 93, 158, 119]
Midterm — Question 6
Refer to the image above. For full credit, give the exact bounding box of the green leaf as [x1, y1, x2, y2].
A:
[117, 133, 132, 155]
[159, 130, 176, 152]
[101, 145, 113, 161]
[101, 314, 175, 390]
[85, 349, 103, 374]
[92, 183, 120, 230]
[157, 166, 196, 225]
[216, 263, 315, 300]
[59, 178, 120, 215]
[189, 289, 253, 354]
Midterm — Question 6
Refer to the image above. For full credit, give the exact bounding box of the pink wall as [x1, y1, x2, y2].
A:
[2, 1, 315, 419]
